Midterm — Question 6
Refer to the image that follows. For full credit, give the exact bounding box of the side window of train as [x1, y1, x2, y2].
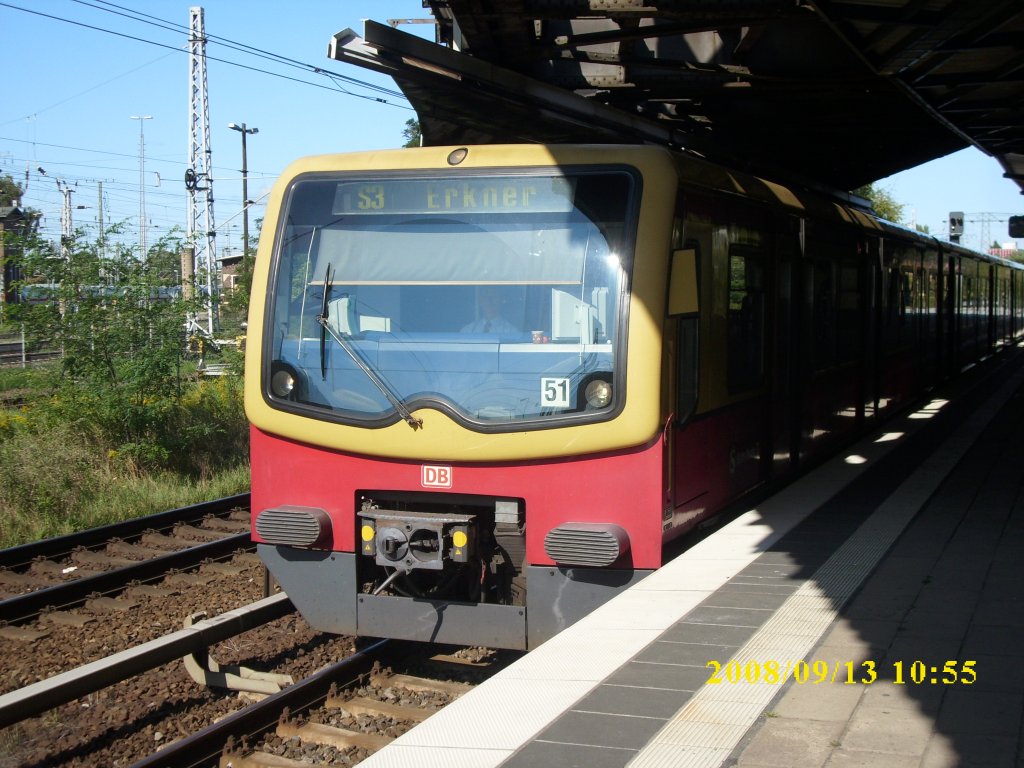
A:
[837, 259, 862, 362]
[672, 239, 700, 422]
[727, 246, 765, 393]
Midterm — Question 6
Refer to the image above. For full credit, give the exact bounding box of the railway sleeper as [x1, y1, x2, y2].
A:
[369, 671, 472, 696]
[40, 610, 94, 627]
[125, 583, 179, 598]
[165, 571, 218, 586]
[140, 531, 205, 549]
[219, 751, 308, 768]
[0, 569, 51, 588]
[174, 524, 234, 541]
[327, 694, 438, 722]
[105, 540, 169, 559]
[70, 550, 139, 568]
[276, 719, 392, 751]
[0, 625, 50, 642]
[30, 560, 100, 578]
[203, 517, 252, 533]
[201, 562, 247, 576]
[84, 596, 138, 613]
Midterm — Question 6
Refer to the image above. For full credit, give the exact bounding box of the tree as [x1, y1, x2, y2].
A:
[9, 226, 207, 467]
[402, 119, 422, 148]
[222, 216, 262, 320]
[0, 174, 23, 207]
[853, 183, 905, 224]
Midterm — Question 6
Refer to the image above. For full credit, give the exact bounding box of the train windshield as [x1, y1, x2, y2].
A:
[265, 168, 638, 429]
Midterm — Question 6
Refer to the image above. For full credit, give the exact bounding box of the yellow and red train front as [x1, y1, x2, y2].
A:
[245, 145, 679, 649]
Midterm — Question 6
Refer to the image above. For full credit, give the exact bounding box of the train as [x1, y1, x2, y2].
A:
[244, 143, 1024, 650]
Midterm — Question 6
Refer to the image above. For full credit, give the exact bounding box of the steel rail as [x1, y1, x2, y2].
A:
[0, 592, 295, 730]
[0, 531, 252, 625]
[127, 639, 391, 768]
[0, 493, 250, 569]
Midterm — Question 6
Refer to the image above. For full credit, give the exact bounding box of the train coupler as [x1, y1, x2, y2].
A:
[358, 509, 477, 571]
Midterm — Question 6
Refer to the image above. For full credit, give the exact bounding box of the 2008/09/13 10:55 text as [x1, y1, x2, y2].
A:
[705, 659, 977, 686]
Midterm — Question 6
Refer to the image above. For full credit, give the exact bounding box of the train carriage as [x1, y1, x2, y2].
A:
[246, 144, 1023, 650]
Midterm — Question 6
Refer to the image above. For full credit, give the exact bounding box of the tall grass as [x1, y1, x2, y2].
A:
[0, 374, 250, 549]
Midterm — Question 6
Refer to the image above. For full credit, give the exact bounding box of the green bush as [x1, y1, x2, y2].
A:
[0, 227, 251, 546]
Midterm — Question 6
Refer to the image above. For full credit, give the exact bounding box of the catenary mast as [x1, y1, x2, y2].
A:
[187, 6, 218, 334]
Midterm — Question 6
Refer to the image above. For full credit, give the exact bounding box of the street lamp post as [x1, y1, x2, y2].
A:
[228, 122, 258, 279]
[130, 115, 152, 258]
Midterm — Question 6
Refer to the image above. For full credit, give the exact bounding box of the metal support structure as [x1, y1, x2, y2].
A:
[57, 180, 73, 259]
[130, 115, 152, 258]
[187, 6, 218, 334]
[183, 610, 293, 694]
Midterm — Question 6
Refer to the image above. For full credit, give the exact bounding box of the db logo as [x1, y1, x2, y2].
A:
[421, 465, 452, 488]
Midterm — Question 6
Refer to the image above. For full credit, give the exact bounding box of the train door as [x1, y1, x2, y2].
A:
[667, 195, 772, 527]
[961, 259, 979, 362]
[861, 236, 881, 421]
[721, 207, 772, 498]
[945, 253, 961, 374]
[796, 223, 866, 461]
[922, 248, 940, 384]
[880, 242, 923, 408]
[1014, 269, 1022, 339]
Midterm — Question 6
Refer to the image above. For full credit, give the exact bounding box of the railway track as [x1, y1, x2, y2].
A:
[3, 595, 512, 767]
[131, 642, 514, 768]
[0, 495, 518, 767]
[0, 340, 59, 367]
[0, 494, 252, 628]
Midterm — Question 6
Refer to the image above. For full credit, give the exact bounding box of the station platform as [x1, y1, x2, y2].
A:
[360, 346, 1024, 768]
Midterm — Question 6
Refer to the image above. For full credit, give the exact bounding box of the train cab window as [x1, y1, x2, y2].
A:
[726, 247, 764, 393]
[264, 168, 640, 430]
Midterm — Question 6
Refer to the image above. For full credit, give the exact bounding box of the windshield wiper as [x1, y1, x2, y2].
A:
[316, 265, 423, 431]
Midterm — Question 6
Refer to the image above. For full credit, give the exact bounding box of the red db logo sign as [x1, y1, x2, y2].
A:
[421, 465, 452, 488]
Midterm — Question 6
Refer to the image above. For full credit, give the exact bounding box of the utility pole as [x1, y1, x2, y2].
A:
[97, 181, 105, 262]
[228, 121, 258, 282]
[130, 115, 152, 258]
[56, 179, 74, 317]
[57, 180, 73, 259]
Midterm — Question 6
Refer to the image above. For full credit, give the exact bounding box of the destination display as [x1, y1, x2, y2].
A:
[332, 176, 577, 215]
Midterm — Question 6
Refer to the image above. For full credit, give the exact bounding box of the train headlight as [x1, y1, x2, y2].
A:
[584, 379, 613, 409]
[270, 367, 297, 398]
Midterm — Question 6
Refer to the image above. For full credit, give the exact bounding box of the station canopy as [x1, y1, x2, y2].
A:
[334, 0, 1024, 197]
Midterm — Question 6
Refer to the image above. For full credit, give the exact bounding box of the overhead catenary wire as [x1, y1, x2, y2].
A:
[0, 0, 413, 253]
[0, 1, 412, 108]
[74, 0, 409, 101]
[0, 52, 177, 129]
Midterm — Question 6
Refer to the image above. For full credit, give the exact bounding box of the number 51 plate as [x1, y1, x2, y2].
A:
[540, 377, 571, 408]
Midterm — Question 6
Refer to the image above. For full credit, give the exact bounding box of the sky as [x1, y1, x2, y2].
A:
[2, 1, 1022, 257]
[1, 0, 431, 255]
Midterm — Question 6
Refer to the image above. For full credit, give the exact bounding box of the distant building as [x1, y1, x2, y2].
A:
[988, 242, 1021, 261]
[219, 247, 243, 293]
